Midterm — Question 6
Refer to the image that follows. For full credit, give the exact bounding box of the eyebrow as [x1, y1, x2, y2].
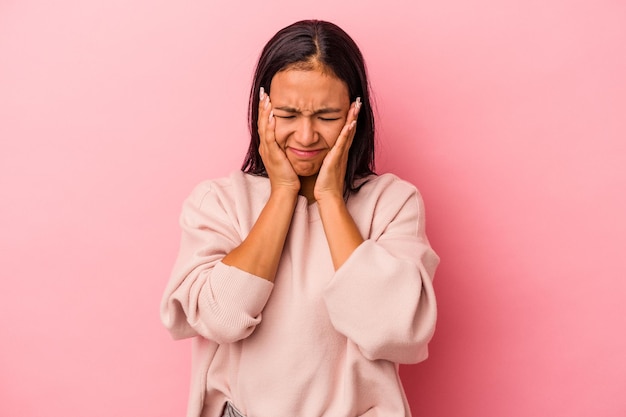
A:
[273, 106, 343, 115]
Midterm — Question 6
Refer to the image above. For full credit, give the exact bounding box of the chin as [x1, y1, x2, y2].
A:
[296, 170, 320, 179]
[295, 164, 321, 175]
[290, 162, 321, 178]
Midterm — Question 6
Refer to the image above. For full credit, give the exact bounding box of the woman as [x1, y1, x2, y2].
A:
[161, 19, 439, 417]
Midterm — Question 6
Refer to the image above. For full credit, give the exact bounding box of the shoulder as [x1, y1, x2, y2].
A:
[179, 171, 270, 230]
[347, 174, 424, 240]
[355, 173, 422, 204]
[186, 170, 270, 210]
[349, 173, 427, 233]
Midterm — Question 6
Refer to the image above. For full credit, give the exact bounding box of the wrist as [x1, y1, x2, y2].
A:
[269, 186, 299, 204]
[315, 190, 344, 206]
[269, 176, 301, 196]
[316, 193, 346, 214]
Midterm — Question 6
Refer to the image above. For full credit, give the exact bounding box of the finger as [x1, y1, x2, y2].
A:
[350, 96, 362, 123]
[344, 97, 362, 146]
[344, 120, 357, 152]
[265, 109, 277, 145]
[343, 96, 361, 128]
[257, 87, 271, 136]
[333, 99, 360, 153]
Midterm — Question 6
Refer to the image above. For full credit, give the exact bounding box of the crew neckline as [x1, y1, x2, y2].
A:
[295, 195, 320, 221]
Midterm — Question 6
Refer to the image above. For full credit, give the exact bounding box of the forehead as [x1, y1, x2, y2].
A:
[269, 69, 349, 108]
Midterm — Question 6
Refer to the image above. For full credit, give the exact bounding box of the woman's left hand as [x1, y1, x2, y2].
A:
[314, 97, 362, 202]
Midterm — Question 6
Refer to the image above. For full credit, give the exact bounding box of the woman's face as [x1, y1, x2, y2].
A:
[269, 67, 350, 178]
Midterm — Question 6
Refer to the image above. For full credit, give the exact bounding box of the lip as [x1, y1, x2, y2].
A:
[288, 147, 324, 159]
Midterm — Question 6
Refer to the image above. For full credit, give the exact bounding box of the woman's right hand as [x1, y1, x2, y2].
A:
[218, 88, 299, 282]
[258, 87, 300, 194]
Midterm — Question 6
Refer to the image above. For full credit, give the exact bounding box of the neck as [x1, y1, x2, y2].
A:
[299, 175, 317, 204]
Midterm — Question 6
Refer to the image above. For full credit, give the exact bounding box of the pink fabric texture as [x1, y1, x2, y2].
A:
[161, 171, 439, 417]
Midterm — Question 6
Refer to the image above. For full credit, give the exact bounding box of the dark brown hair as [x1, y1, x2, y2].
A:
[241, 20, 376, 197]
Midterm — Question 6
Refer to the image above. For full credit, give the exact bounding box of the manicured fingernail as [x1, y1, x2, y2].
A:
[353, 97, 362, 117]
[259, 87, 265, 101]
[349, 120, 356, 130]
[264, 96, 270, 109]
[269, 110, 274, 122]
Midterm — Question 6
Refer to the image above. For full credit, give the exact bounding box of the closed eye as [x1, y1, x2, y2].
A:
[319, 117, 341, 121]
[275, 115, 295, 119]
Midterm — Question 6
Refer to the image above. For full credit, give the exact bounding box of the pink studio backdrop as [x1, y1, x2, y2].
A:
[1, 1, 625, 416]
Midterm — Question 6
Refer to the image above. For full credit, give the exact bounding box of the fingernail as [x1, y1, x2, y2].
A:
[349, 120, 356, 130]
[259, 86, 265, 101]
[264, 96, 270, 109]
[354, 97, 362, 117]
[269, 110, 274, 122]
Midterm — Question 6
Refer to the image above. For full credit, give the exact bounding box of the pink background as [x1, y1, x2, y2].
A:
[1, 1, 625, 416]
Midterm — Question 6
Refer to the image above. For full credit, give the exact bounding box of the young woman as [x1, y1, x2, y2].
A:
[161, 19, 439, 417]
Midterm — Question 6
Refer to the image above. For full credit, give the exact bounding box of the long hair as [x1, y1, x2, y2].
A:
[241, 20, 376, 197]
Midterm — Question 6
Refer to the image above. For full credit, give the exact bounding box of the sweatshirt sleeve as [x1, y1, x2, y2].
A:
[160, 182, 274, 343]
[323, 184, 439, 364]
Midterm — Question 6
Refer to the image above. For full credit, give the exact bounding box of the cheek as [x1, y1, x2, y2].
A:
[320, 123, 344, 147]
[273, 124, 290, 148]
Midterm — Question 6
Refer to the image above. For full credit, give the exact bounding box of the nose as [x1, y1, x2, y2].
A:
[294, 117, 316, 146]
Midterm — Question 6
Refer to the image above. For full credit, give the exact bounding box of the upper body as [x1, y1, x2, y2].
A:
[161, 170, 438, 417]
[161, 19, 439, 417]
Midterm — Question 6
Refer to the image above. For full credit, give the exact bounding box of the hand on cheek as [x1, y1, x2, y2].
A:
[257, 87, 300, 194]
[314, 97, 361, 202]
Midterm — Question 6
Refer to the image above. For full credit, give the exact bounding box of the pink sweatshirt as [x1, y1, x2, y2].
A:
[161, 171, 439, 417]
